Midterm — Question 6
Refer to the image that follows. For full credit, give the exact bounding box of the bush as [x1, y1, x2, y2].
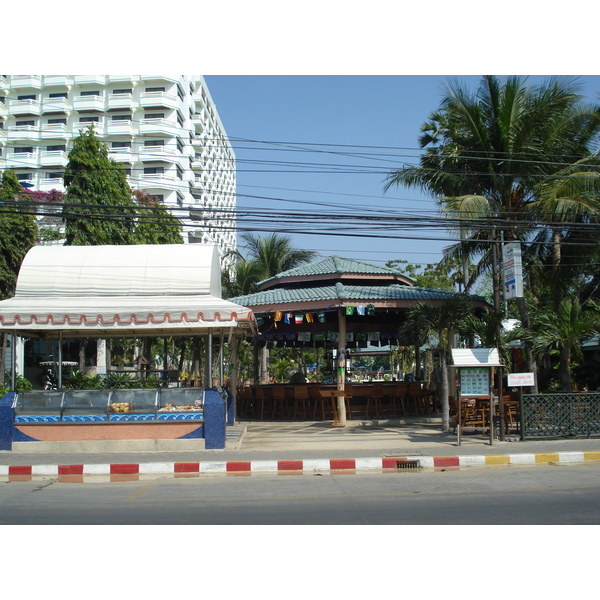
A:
[63, 369, 103, 390]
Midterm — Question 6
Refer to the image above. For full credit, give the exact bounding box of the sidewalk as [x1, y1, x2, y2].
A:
[1, 418, 600, 476]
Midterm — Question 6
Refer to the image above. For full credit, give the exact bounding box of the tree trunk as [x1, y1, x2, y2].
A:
[559, 344, 572, 392]
[514, 296, 538, 392]
[440, 349, 450, 431]
[260, 346, 269, 383]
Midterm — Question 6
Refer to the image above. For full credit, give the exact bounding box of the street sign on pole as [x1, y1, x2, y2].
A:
[503, 242, 524, 299]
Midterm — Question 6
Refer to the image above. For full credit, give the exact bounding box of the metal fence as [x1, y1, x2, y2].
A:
[521, 392, 600, 439]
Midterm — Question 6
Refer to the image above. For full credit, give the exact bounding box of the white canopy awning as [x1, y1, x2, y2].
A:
[451, 348, 503, 367]
[0, 244, 255, 338]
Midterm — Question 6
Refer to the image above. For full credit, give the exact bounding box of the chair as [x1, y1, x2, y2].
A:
[310, 386, 326, 420]
[317, 388, 339, 422]
[271, 385, 287, 419]
[452, 397, 485, 434]
[254, 385, 272, 420]
[237, 386, 254, 419]
[366, 382, 385, 419]
[293, 386, 310, 419]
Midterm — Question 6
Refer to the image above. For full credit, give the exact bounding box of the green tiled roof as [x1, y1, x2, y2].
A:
[258, 255, 406, 286]
[229, 282, 481, 309]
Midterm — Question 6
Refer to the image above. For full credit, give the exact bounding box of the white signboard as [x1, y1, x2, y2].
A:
[507, 372, 535, 387]
[503, 242, 524, 299]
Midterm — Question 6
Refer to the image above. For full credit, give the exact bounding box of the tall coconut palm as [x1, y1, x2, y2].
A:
[386, 75, 600, 384]
[240, 232, 319, 279]
[400, 294, 474, 431]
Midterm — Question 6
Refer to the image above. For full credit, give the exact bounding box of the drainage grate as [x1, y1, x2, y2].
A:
[396, 460, 421, 470]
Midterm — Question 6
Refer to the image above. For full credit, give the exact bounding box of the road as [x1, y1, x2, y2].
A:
[1, 463, 599, 525]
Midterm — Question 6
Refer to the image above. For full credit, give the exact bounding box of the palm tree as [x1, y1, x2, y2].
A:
[385, 75, 600, 384]
[519, 297, 600, 392]
[222, 258, 265, 299]
[400, 294, 474, 431]
[240, 232, 319, 279]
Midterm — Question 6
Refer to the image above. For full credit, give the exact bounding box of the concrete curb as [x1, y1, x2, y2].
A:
[2, 451, 600, 478]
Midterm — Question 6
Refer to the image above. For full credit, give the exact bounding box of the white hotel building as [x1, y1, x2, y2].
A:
[0, 75, 236, 260]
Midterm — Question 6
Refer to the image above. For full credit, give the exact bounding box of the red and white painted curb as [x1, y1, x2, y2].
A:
[1, 451, 600, 480]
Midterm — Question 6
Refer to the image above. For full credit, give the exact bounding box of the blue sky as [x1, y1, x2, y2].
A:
[204, 75, 600, 267]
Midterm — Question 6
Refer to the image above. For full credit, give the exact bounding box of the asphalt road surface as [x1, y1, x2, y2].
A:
[2, 462, 600, 525]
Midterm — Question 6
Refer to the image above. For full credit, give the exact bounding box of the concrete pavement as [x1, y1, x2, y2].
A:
[1, 417, 600, 477]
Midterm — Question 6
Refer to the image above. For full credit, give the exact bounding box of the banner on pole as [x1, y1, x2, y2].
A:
[503, 242, 524, 299]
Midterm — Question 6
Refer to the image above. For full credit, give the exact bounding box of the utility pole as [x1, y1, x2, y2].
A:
[491, 226, 505, 441]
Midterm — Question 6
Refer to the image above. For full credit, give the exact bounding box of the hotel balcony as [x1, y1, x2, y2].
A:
[11, 125, 40, 141]
[42, 97, 72, 113]
[108, 148, 135, 163]
[9, 98, 41, 116]
[73, 75, 106, 85]
[107, 93, 136, 111]
[139, 118, 180, 137]
[10, 75, 42, 89]
[43, 75, 74, 87]
[37, 177, 65, 192]
[5, 151, 38, 169]
[41, 123, 69, 140]
[106, 120, 136, 136]
[40, 150, 69, 167]
[140, 92, 179, 110]
[73, 95, 105, 112]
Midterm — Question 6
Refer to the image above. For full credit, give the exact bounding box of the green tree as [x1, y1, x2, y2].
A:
[0, 169, 38, 298]
[519, 297, 600, 392]
[240, 232, 319, 279]
[222, 258, 265, 298]
[399, 294, 474, 431]
[0, 169, 38, 384]
[63, 125, 138, 245]
[132, 190, 184, 245]
[385, 75, 600, 383]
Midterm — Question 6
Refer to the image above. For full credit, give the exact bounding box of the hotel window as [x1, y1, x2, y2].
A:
[176, 166, 184, 180]
[144, 140, 164, 147]
[47, 144, 66, 152]
[111, 114, 131, 121]
[47, 118, 67, 125]
[14, 146, 33, 154]
[49, 92, 68, 98]
[17, 94, 37, 101]
[113, 89, 132, 94]
[145, 87, 165, 93]
[17, 173, 32, 180]
[79, 116, 99, 123]
[144, 167, 164, 174]
[112, 141, 131, 148]
[80, 90, 100, 96]
[47, 172, 63, 179]
[144, 112, 165, 119]
[16, 120, 35, 126]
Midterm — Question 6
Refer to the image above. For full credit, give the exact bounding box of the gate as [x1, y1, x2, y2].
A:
[521, 392, 600, 439]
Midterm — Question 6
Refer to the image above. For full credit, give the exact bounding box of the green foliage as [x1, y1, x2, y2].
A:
[386, 259, 461, 291]
[101, 372, 143, 389]
[14, 375, 33, 391]
[0, 169, 38, 299]
[62, 369, 103, 390]
[63, 126, 138, 246]
[223, 233, 318, 300]
[132, 190, 184, 245]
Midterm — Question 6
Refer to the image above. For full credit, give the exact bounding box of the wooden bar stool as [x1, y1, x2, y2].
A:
[293, 386, 309, 419]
